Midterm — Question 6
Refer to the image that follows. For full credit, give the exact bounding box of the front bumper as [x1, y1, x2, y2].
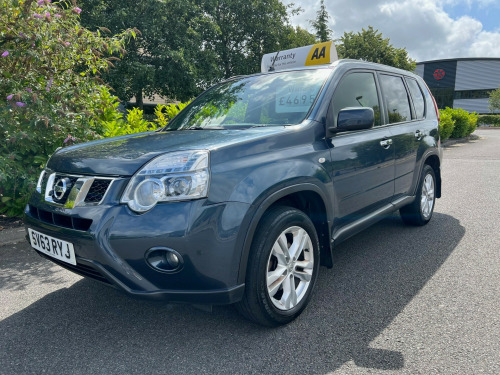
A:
[25, 190, 250, 305]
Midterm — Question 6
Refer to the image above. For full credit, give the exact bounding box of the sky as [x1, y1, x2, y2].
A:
[283, 0, 500, 62]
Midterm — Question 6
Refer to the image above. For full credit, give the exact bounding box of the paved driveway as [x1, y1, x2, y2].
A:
[1, 129, 499, 374]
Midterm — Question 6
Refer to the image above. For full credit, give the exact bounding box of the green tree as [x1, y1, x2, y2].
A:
[0, 0, 133, 216]
[280, 26, 317, 49]
[489, 87, 500, 112]
[81, 0, 314, 101]
[80, 0, 210, 107]
[309, 0, 332, 42]
[199, 0, 296, 78]
[337, 26, 416, 71]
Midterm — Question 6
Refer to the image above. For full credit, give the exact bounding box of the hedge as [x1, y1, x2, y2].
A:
[439, 107, 478, 140]
[478, 115, 500, 127]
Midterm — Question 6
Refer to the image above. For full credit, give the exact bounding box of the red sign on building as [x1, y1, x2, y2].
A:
[433, 69, 445, 80]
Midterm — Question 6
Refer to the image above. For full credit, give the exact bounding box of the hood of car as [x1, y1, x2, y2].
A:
[47, 127, 287, 176]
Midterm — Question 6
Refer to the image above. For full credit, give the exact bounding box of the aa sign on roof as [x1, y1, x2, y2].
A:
[261, 41, 338, 73]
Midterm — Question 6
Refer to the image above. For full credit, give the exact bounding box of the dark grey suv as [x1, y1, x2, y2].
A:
[25, 59, 442, 326]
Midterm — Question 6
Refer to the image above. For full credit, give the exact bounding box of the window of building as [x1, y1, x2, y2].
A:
[429, 88, 454, 109]
[454, 89, 496, 100]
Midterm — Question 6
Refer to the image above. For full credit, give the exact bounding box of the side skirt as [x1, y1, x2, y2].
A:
[331, 195, 415, 247]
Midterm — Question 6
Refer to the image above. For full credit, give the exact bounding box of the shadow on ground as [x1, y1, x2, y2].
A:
[0, 213, 464, 374]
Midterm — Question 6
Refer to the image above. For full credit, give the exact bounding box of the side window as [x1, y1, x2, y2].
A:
[332, 72, 381, 126]
[379, 74, 411, 124]
[406, 78, 426, 119]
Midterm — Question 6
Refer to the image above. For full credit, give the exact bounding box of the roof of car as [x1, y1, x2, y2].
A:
[228, 59, 420, 82]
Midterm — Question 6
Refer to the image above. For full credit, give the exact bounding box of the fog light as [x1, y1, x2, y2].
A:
[145, 247, 184, 273]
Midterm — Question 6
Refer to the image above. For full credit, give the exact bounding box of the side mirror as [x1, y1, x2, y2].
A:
[329, 107, 374, 133]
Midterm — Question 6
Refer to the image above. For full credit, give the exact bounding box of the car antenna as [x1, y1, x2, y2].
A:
[268, 51, 280, 72]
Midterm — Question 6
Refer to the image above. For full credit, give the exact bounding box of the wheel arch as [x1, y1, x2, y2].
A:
[236, 184, 334, 285]
[424, 154, 441, 198]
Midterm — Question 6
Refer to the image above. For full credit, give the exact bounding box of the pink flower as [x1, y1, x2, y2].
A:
[1, 51, 9, 57]
[37, 0, 44, 5]
[26, 88, 33, 93]
[64, 135, 76, 143]
[45, 12, 51, 18]
[46, 77, 54, 91]
[72, 7, 82, 14]
[54, 14, 62, 18]
[33, 13, 43, 18]
[63, 42, 71, 46]
[6, 94, 13, 100]
[15, 102, 26, 107]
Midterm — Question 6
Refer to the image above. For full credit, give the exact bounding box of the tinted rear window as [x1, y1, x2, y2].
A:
[379, 74, 411, 124]
[406, 78, 426, 119]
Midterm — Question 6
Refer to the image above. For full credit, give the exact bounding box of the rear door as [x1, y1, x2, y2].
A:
[378, 74, 425, 199]
[327, 71, 395, 228]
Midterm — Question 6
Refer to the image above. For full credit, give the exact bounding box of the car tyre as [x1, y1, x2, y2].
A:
[400, 164, 436, 226]
[236, 206, 320, 326]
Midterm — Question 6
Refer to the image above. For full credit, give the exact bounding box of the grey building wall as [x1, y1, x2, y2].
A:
[416, 58, 500, 113]
[414, 64, 424, 78]
[453, 98, 499, 113]
[455, 60, 500, 90]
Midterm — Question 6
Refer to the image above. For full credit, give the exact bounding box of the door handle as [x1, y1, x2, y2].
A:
[380, 139, 393, 148]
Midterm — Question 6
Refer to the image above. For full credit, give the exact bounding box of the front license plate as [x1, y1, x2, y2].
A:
[28, 228, 76, 266]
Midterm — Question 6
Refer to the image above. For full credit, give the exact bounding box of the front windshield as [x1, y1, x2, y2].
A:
[165, 69, 331, 130]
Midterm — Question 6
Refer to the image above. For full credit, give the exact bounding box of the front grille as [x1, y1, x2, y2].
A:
[52, 175, 78, 204]
[37, 252, 111, 285]
[29, 205, 93, 231]
[41, 171, 116, 207]
[85, 179, 112, 203]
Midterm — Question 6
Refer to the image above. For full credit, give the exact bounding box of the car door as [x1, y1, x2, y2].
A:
[379, 74, 423, 199]
[327, 71, 395, 228]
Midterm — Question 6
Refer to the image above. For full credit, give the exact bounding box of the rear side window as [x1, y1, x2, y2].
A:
[379, 74, 411, 124]
[332, 72, 381, 126]
[406, 78, 425, 119]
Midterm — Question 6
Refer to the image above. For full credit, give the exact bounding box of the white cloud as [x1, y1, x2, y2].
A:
[441, 0, 498, 8]
[284, 0, 500, 61]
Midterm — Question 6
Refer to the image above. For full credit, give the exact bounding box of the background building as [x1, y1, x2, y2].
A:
[415, 58, 500, 114]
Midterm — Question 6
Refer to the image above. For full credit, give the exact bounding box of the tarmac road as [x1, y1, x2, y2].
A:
[1, 129, 499, 375]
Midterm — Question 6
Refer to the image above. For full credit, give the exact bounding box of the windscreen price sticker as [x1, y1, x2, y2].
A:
[276, 86, 317, 113]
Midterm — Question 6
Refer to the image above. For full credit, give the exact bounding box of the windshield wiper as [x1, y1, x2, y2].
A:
[187, 126, 226, 130]
[249, 124, 288, 128]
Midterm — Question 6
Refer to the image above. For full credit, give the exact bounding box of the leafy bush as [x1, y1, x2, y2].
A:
[154, 102, 190, 128]
[101, 107, 155, 137]
[438, 111, 454, 141]
[0, 0, 134, 217]
[489, 87, 500, 112]
[448, 107, 470, 138]
[478, 115, 500, 127]
[99, 101, 192, 136]
[466, 112, 478, 136]
[94, 87, 152, 137]
[439, 107, 479, 140]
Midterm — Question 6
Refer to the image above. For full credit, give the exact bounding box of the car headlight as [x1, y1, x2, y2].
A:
[121, 150, 210, 213]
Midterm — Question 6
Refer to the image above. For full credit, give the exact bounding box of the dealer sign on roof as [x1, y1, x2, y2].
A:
[261, 41, 338, 73]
